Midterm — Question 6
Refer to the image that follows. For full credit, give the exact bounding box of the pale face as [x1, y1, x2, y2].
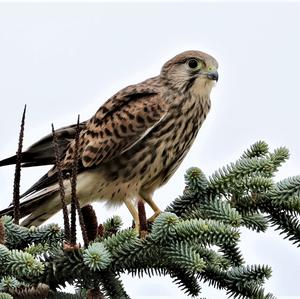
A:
[190, 74, 217, 98]
[160, 50, 218, 95]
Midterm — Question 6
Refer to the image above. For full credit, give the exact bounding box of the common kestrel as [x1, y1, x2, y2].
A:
[0, 50, 218, 231]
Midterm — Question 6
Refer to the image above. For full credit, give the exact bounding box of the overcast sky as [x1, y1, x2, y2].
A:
[0, 2, 299, 298]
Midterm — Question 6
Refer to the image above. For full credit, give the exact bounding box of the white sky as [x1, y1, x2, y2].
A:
[0, 2, 299, 298]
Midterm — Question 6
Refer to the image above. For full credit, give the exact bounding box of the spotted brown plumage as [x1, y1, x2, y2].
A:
[76, 90, 167, 168]
[0, 50, 218, 230]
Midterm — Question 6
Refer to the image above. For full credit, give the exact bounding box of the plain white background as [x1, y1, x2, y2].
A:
[0, 1, 299, 298]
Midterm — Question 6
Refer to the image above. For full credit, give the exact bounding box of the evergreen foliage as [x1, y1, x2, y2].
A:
[1, 141, 299, 298]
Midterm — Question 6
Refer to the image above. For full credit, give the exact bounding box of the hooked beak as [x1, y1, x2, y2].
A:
[206, 71, 219, 82]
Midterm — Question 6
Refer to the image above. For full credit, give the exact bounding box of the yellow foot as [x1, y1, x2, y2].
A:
[133, 221, 140, 234]
[147, 210, 162, 223]
[139, 230, 148, 239]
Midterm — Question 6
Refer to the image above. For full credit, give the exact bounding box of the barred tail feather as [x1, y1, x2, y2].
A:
[0, 186, 60, 227]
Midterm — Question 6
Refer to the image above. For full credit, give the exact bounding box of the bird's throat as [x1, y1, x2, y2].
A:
[190, 77, 215, 99]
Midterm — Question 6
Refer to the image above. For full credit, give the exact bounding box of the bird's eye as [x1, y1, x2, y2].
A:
[187, 59, 200, 69]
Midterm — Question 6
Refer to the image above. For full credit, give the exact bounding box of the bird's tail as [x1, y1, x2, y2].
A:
[0, 187, 60, 227]
[0, 155, 18, 167]
[0, 121, 87, 168]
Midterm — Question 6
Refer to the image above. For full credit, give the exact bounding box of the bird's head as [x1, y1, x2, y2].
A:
[160, 50, 218, 96]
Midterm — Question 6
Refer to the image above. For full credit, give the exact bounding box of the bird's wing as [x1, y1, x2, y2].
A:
[21, 82, 167, 196]
[0, 121, 87, 167]
[64, 86, 168, 168]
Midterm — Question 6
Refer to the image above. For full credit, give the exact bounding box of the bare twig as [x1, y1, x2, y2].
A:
[52, 123, 71, 242]
[138, 199, 148, 236]
[70, 115, 89, 246]
[70, 115, 80, 245]
[74, 198, 89, 247]
[0, 219, 5, 244]
[13, 104, 26, 224]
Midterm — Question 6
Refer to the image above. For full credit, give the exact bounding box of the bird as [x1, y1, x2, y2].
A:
[0, 50, 218, 231]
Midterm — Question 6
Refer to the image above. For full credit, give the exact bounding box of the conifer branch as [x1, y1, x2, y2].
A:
[1, 140, 300, 298]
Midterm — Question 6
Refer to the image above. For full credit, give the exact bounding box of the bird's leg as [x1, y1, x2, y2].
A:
[123, 198, 140, 233]
[139, 192, 161, 223]
[137, 198, 149, 238]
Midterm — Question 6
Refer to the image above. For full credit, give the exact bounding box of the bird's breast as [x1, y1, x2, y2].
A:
[100, 94, 210, 198]
[139, 94, 211, 192]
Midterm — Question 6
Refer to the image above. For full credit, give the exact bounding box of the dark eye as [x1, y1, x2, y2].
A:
[187, 59, 199, 69]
